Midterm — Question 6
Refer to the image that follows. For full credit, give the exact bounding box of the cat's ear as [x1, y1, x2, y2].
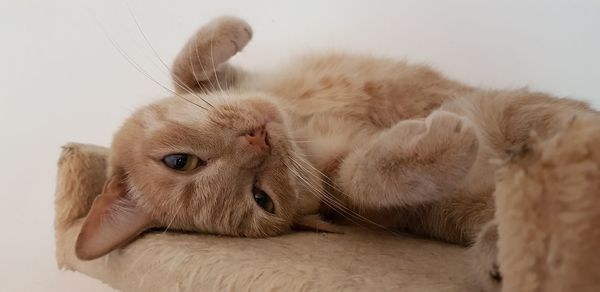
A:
[292, 214, 344, 234]
[75, 175, 155, 260]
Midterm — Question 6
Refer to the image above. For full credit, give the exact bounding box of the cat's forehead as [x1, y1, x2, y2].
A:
[131, 92, 278, 142]
[138, 97, 213, 132]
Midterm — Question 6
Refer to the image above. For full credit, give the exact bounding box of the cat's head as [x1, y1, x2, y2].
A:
[75, 92, 328, 260]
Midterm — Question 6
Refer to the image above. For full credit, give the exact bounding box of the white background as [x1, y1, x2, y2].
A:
[1, 1, 599, 291]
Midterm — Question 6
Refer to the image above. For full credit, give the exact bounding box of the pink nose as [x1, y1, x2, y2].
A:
[244, 126, 270, 152]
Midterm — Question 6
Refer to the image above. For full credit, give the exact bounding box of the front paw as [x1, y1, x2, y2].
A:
[380, 111, 479, 196]
[337, 111, 479, 208]
[186, 16, 253, 66]
[420, 111, 479, 160]
[205, 16, 252, 55]
[470, 221, 502, 292]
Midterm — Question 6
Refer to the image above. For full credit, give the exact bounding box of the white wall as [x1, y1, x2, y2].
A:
[1, 1, 598, 291]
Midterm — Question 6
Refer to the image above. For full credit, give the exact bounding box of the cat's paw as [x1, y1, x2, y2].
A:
[387, 111, 479, 195]
[338, 111, 479, 207]
[206, 16, 252, 53]
[188, 16, 253, 65]
[172, 16, 251, 93]
[420, 111, 479, 156]
[470, 220, 502, 292]
[381, 111, 478, 167]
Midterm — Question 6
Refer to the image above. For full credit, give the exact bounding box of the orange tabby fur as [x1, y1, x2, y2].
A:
[75, 16, 597, 292]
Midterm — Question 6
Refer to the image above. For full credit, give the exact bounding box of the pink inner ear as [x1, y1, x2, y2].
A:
[75, 177, 154, 260]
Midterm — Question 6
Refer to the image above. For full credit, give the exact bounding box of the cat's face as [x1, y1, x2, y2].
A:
[110, 92, 312, 237]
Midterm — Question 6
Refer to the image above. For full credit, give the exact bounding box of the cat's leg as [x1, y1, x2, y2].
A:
[337, 111, 479, 208]
[469, 220, 502, 292]
[171, 16, 252, 93]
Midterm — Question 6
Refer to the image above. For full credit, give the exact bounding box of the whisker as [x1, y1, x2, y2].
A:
[125, 2, 215, 109]
[286, 155, 401, 234]
[283, 162, 343, 211]
[163, 200, 183, 234]
[192, 37, 237, 120]
[208, 30, 227, 98]
[287, 159, 356, 215]
[285, 159, 371, 223]
[209, 34, 223, 93]
[188, 44, 210, 94]
[189, 39, 233, 122]
[193, 41, 217, 94]
[93, 16, 209, 111]
[289, 153, 352, 199]
[284, 161, 378, 230]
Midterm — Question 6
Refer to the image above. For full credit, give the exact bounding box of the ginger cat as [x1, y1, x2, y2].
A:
[75, 16, 596, 292]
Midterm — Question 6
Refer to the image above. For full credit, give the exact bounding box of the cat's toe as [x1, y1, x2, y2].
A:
[417, 111, 479, 175]
[210, 16, 253, 52]
[426, 111, 475, 139]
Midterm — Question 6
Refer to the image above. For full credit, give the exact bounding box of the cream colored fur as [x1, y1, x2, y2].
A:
[64, 16, 600, 291]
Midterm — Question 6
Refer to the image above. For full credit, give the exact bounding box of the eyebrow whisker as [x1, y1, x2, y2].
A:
[125, 2, 215, 109]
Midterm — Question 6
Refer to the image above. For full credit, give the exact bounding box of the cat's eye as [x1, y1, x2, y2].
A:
[252, 186, 275, 213]
[162, 154, 206, 171]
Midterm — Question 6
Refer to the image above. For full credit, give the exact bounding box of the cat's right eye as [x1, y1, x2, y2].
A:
[162, 154, 206, 171]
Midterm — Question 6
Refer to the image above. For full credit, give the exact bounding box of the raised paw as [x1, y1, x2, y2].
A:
[469, 221, 502, 292]
[171, 16, 252, 92]
[197, 16, 253, 60]
[420, 111, 479, 155]
[374, 111, 478, 169]
[338, 111, 479, 208]
[401, 111, 480, 193]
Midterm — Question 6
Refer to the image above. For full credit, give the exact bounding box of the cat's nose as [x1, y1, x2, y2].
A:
[244, 125, 270, 152]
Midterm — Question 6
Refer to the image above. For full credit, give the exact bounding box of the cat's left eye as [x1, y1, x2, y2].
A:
[162, 154, 206, 171]
[252, 186, 275, 213]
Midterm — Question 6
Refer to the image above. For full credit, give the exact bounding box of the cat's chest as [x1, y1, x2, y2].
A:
[261, 78, 397, 176]
[286, 112, 376, 177]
